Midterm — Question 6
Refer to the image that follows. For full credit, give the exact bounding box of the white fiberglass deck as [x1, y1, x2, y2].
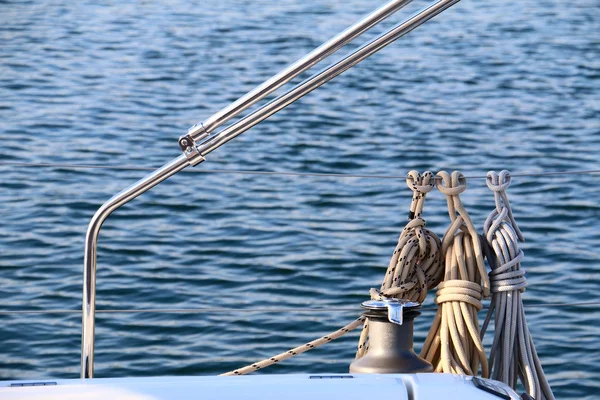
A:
[0, 373, 519, 400]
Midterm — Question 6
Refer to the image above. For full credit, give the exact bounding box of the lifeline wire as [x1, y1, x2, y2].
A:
[356, 170, 443, 358]
[481, 170, 554, 400]
[0, 161, 599, 180]
[0, 301, 598, 315]
[421, 171, 490, 377]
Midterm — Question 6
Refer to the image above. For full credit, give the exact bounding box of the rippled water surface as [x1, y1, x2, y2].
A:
[1, 0, 599, 398]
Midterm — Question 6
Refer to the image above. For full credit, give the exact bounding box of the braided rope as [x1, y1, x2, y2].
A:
[356, 171, 443, 358]
[420, 171, 490, 377]
[480, 170, 554, 400]
[220, 317, 365, 376]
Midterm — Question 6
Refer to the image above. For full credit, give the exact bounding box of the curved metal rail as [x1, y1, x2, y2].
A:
[82, 0, 462, 378]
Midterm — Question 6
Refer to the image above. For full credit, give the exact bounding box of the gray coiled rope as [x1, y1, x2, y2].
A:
[480, 170, 554, 400]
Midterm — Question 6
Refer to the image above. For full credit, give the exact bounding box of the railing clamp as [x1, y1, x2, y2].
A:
[179, 123, 209, 166]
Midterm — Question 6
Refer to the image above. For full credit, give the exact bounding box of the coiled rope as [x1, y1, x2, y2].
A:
[420, 171, 490, 377]
[356, 170, 442, 358]
[480, 170, 554, 400]
[221, 170, 552, 386]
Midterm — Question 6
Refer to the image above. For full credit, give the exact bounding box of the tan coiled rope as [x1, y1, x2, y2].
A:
[222, 171, 443, 375]
[420, 171, 490, 377]
[481, 170, 554, 400]
[356, 170, 443, 358]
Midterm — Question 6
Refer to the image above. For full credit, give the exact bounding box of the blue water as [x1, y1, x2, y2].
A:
[0, 0, 599, 397]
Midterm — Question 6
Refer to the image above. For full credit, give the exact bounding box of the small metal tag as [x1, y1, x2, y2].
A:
[386, 302, 404, 325]
[360, 298, 419, 325]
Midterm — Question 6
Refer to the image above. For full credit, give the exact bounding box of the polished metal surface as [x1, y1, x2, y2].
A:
[81, 155, 192, 378]
[179, 125, 209, 163]
[361, 299, 420, 325]
[189, 0, 414, 141]
[360, 299, 420, 310]
[80, 0, 460, 379]
[182, 145, 206, 166]
[183, 123, 208, 147]
[349, 305, 432, 374]
[196, 0, 461, 157]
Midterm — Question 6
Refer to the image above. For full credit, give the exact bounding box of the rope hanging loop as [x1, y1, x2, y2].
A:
[481, 170, 554, 400]
[421, 170, 490, 378]
[356, 171, 443, 359]
[484, 170, 524, 244]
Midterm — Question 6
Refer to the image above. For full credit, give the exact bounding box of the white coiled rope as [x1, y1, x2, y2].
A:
[421, 171, 490, 377]
[356, 170, 443, 358]
[481, 170, 554, 400]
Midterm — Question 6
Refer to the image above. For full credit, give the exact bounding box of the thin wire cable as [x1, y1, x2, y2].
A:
[0, 161, 599, 180]
[0, 301, 597, 315]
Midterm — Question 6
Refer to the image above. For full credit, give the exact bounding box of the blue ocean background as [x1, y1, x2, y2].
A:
[1, 0, 599, 398]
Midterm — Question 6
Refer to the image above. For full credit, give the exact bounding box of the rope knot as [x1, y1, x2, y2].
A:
[484, 170, 524, 242]
[404, 217, 426, 229]
[489, 260, 527, 293]
[485, 237, 526, 294]
[436, 170, 467, 196]
[435, 280, 483, 311]
[406, 170, 435, 194]
[406, 170, 435, 220]
[486, 170, 511, 192]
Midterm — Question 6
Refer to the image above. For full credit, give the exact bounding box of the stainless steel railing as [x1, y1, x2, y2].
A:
[193, 0, 415, 139]
[82, 0, 462, 378]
